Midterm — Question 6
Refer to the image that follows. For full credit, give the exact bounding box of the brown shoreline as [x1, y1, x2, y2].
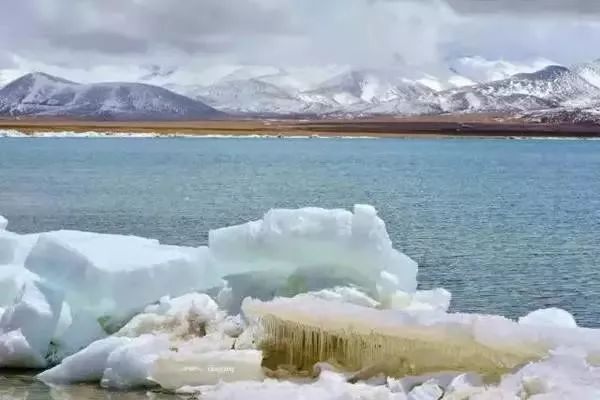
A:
[1, 115, 600, 138]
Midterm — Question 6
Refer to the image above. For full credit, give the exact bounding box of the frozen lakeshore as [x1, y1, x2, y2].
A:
[1, 205, 600, 399]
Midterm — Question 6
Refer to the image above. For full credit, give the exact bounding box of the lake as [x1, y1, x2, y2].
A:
[1, 136, 599, 327]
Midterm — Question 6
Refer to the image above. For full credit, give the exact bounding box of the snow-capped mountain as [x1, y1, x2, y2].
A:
[301, 69, 435, 106]
[193, 78, 310, 115]
[438, 65, 600, 113]
[447, 56, 555, 84]
[573, 59, 600, 89]
[4, 58, 600, 120]
[0, 72, 223, 120]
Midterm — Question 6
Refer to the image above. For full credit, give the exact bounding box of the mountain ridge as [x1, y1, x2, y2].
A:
[0, 72, 224, 120]
[3, 60, 600, 122]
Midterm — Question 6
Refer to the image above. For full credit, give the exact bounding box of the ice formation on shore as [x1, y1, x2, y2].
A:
[1, 205, 600, 398]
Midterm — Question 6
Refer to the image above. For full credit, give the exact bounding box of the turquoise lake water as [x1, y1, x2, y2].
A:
[1, 137, 599, 327]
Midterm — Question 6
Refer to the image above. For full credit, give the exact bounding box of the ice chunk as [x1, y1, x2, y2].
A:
[24, 231, 216, 320]
[0, 215, 7, 230]
[0, 231, 17, 264]
[37, 336, 131, 384]
[388, 372, 477, 394]
[489, 351, 600, 399]
[0, 264, 39, 307]
[209, 205, 418, 296]
[216, 279, 234, 311]
[183, 370, 406, 400]
[300, 286, 381, 308]
[219, 315, 245, 338]
[117, 293, 220, 339]
[150, 349, 264, 390]
[243, 296, 600, 379]
[52, 308, 107, 361]
[0, 281, 63, 366]
[234, 323, 261, 350]
[101, 334, 170, 389]
[407, 380, 444, 400]
[175, 332, 236, 354]
[519, 308, 577, 329]
[442, 373, 484, 399]
[388, 289, 452, 313]
[0, 330, 46, 368]
[0, 231, 40, 267]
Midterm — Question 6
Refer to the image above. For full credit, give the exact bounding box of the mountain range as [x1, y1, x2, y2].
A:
[2, 59, 600, 122]
[0, 72, 222, 120]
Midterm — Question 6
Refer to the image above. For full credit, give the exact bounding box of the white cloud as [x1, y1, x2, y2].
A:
[0, 0, 599, 85]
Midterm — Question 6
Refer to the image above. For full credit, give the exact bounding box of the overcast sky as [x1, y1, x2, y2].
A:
[1, 0, 600, 83]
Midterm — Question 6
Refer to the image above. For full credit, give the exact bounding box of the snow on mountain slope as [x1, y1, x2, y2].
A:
[0, 72, 224, 120]
[298, 69, 440, 116]
[438, 65, 600, 113]
[193, 78, 312, 115]
[447, 56, 555, 84]
[573, 59, 600, 89]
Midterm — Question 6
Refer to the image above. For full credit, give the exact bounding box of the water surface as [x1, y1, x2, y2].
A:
[1, 136, 599, 326]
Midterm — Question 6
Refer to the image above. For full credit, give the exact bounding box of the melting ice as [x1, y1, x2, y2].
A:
[1, 205, 599, 399]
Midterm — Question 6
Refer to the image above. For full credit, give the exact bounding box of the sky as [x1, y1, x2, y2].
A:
[1, 0, 600, 85]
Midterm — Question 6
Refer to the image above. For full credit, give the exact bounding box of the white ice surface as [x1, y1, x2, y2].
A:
[181, 370, 407, 400]
[518, 308, 578, 329]
[117, 293, 221, 339]
[210, 205, 418, 294]
[101, 334, 171, 389]
[0, 205, 595, 397]
[243, 296, 600, 376]
[0, 281, 63, 367]
[0, 330, 46, 368]
[24, 230, 216, 320]
[0, 264, 39, 307]
[37, 336, 131, 384]
[151, 349, 264, 390]
[298, 287, 381, 308]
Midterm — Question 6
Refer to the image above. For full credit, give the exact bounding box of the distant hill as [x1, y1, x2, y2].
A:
[0, 72, 224, 120]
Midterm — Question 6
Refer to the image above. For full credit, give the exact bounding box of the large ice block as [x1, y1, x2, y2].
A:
[210, 205, 418, 296]
[242, 296, 600, 379]
[24, 231, 216, 320]
[0, 281, 63, 367]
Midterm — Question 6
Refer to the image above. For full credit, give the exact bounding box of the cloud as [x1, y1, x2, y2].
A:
[444, 0, 600, 16]
[1, 0, 600, 84]
[375, 0, 600, 16]
[47, 31, 149, 54]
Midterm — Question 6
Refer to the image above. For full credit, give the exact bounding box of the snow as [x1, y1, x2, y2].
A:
[0, 72, 220, 119]
[0, 215, 7, 230]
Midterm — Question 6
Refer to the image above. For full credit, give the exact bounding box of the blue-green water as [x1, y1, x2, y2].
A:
[1, 137, 599, 327]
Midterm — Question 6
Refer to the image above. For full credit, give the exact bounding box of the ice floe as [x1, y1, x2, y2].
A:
[0, 206, 598, 398]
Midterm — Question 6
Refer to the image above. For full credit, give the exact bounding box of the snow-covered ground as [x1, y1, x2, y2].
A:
[1, 205, 600, 399]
